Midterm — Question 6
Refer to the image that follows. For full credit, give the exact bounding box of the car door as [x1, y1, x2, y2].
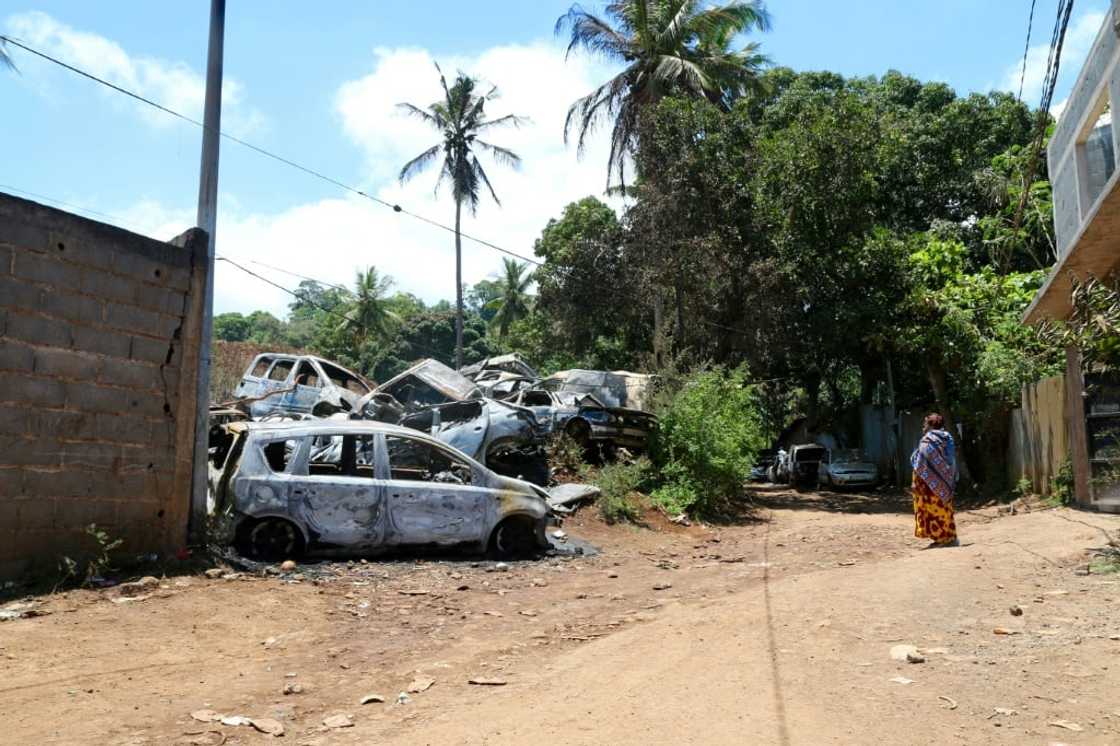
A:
[286, 433, 387, 549]
[382, 434, 491, 545]
[277, 359, 323, 414]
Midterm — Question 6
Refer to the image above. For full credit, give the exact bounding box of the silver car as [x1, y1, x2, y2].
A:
[818, 449, 880, 489]
[233, 354, 372, 418]
[209, 419, 555, 560]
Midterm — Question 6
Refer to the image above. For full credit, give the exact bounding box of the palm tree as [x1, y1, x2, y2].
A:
[398, 64, 527, 369]
[1, 39, 17, 72]
[340, 266, 398, 345]
[557, 0, 771, 187]
[486, 258, 534, 338]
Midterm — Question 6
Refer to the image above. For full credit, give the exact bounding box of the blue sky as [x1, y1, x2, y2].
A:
[0, 1, 1109, 316]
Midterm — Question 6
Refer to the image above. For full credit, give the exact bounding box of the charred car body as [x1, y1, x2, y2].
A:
[788, 443, 827, 487]
[233, 354, 372, 418]
[208, 419, 554, 560]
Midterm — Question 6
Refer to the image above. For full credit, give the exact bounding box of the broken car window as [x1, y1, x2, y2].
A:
[321, 362, 370, 395]
[521, 391, 552, 407]
[307, 434, 376, 478]
[293, 360, 321, 388]
[250, 356, 274, 377]
[267, 359, 295, 382]
[386, 435, 472, 485]
[262, 439, 299, 473]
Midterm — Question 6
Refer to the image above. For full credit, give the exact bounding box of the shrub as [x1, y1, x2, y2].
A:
[546, 432, 586, 477]
[1049, 458, 1075, 505]
[649, 367, 766, 515]
[593, 457, 650, 523]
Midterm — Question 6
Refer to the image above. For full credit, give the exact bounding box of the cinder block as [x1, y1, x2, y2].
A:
[54, 496, 119, 530]
[115, 498, 164, 531]
[26, 409, 96, 440]
[0, 372, 66, 408]
[5, 311, 73, 349]
[0, 406, 28, 435]
[61, 441, 121, 470]
[71, 325, 131, 359]
[0, 244, 11, 273]
[33, 348, 100, 381]
[98, 358, 163, 390]
[119, 444, 176, 473]
[49, 231, 115, 273]
[15, 497, 56, 530]
[79, 266, 138, 305]
[12, 250, 82, 291]
[39, 288, 102, 326]
[0, 275, 43, 310]
[63, 381, 130, 414]
[115, 251, 191, 291]
[0, 467, 25, 497]
[104, 301, 179, 339]
[95, 413, 152, 445]
[23, 468, 102, 498]
[130, 335, 174, 365]
[0, 340, 35, 372]
[136, 284, 187, 316]
[0, 435, 63, 468]
[0, 218, 50, 253]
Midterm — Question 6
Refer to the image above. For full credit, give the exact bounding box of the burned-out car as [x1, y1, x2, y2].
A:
[461, 353, 540, 381]
[540, 369, 655, 411]
[372, 359, 549, 484]
[208, 419, 555, 560]
[233, 354, 372, 418]
[788, 443, 827, 487]
[818, 449, 880, 489]
[505, 388, 656, 452]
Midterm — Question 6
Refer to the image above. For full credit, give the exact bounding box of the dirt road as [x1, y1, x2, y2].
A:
[2, 488, 1119, 745]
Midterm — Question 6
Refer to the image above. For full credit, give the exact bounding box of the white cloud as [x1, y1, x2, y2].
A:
[1000, 8, 1106, 111]
[4, 11, 265, 136]
[119, 41, 625, 319]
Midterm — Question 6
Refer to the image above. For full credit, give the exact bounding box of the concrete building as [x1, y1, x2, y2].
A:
[1023, 4, 1120, 511]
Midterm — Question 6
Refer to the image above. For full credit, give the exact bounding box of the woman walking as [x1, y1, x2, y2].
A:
[911, 413, 959, 547]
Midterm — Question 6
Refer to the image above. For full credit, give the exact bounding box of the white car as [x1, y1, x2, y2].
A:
[209, 419, 556, 560]
[818, 449, 880, 489]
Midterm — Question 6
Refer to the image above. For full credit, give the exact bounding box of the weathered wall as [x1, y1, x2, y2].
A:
[0, 193, 207, 579]
[1007, 374, 1069, 496]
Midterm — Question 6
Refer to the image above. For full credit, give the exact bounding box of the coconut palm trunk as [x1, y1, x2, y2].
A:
[454, 199, 464, 369]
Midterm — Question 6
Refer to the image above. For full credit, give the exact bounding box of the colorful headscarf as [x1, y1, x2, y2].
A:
[911, 429, 956, 502]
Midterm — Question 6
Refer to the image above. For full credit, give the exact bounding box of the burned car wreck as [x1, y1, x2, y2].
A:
[208, 419, 555, 560]
[232, 353, 372, 417]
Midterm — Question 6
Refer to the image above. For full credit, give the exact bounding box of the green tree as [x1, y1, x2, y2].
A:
[557, 0, 771, 186]
[486, 258, 534, 338]
[398, 65, 527, 369]
[342, 266, 398, 345]
[213, 312, 251, 342]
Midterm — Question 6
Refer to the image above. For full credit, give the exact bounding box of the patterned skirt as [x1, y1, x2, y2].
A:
[912, 472, 957, 544]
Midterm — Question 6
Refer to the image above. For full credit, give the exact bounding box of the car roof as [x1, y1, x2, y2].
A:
[250, 353, 366, 382]
[233, 419, 424, 439]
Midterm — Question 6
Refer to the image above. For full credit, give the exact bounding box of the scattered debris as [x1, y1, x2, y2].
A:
[322, 712, 354, 729]
[204, 569, 224, 579]
[988, 707, 1018, 719]
[360, 694, 385, 705]
[282, 682, 303, 695]
[1049, 719, 1084, 732]
[249, 718, 284, 737]
[547, 484, 602, 512]
[468, 678, 508, 686]
[993, 627, 1021, 635]
[220, 715, 252, 727]
[906, 652, 926, 664]
[552, 530, 567, 541]
[190, 709, 223, 723]
[670, 514, 691, 527]
[407, 676, 435, 693]
[890, 645, 919, 662]
[889, 676, 914, 685]
[0, 602, 50, 621]
[652, 583, 672, 591]
[116, 576, 160, 597]
[837, 560, 856, 567]
[1009, 605, 1023, 617]
[397, 693, 411, 705]
[399, 589, 429, 596]
[279, 560, 297, 573]
[938, 695, 958, 710]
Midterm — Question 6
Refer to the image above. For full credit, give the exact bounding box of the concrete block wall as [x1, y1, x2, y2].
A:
[0, 193, 207, 579]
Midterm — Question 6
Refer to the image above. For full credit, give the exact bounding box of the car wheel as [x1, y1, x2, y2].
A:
[489, 516, 540, 560]
[237, 517, 305, 561]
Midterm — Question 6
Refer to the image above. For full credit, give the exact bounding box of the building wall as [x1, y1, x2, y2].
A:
[0, 193, 206, 579]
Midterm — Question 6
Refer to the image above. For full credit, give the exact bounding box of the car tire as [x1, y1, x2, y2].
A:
[236, 517, 305, 561]
[488, 516, 540, 560]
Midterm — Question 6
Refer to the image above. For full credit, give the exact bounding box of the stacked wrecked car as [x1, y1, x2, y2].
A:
[208, 353, 657, 560]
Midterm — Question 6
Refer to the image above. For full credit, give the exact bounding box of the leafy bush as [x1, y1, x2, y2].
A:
[1049, 459, 1075, 505]
[649, 367, 767, 515]
[592, 458, 650, 523]
[546, 432, 586, 477]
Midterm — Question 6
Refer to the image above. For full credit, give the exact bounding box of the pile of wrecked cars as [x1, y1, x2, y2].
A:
[207, 353, 657, 561]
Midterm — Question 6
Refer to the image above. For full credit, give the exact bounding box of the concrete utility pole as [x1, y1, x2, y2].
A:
[190, 0, 225, 540]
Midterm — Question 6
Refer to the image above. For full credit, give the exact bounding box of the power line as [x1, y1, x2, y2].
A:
[0, 34, 545, 269]
[1017, 0, 1038, 100]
